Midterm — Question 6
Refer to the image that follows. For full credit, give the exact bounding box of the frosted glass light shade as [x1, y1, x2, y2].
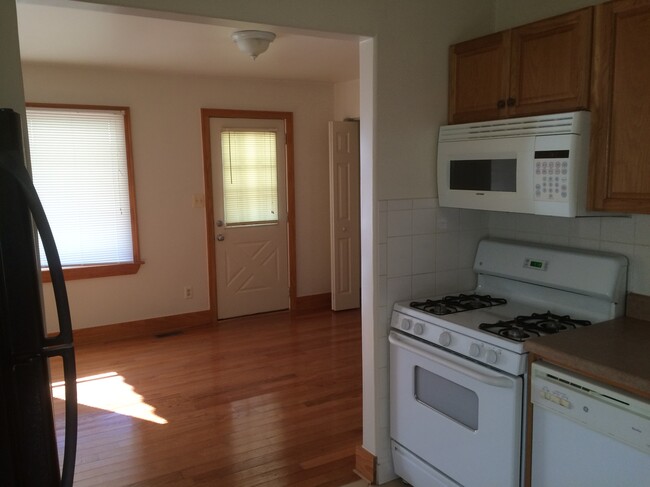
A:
[231, 30, 276, 60]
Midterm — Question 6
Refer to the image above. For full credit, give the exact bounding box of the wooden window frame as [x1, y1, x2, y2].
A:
[26, 103, 143, 282]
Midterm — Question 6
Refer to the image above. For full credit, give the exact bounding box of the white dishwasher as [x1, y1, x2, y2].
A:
[531, 362, 650, 487]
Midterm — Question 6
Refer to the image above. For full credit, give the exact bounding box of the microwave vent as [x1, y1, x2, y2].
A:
[439, 111, 589, 142]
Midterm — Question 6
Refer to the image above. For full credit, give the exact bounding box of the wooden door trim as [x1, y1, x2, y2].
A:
[200, 108, 296, 322]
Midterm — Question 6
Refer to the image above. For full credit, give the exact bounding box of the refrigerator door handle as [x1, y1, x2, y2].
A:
[0, 152, 78, 487]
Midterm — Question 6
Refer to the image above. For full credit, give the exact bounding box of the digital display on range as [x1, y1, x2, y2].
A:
[524, 258, 548, 271]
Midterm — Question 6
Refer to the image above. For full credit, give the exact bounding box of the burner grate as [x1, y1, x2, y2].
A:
[410, 294, 507, 316]
[479, 311, 592, 342]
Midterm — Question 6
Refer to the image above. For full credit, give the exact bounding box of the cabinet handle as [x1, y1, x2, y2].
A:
[497, 100, 506, 109]
[507, 97, 516, 107]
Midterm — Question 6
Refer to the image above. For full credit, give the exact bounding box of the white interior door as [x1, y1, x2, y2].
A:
[211, 118, 289, 319]
[329, 121, 360, 310]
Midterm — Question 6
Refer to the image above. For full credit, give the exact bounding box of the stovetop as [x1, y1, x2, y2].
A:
[391, 291, 600, 375]
[408, 293, 593, 343]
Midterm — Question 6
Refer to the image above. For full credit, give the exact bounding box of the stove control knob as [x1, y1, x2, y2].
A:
[414, 323, 424, 335]
[401, 319, 412, 331]
[439, 331, 452, 347]
[486, 349, 498, 364]
[469, 343, 481, 357]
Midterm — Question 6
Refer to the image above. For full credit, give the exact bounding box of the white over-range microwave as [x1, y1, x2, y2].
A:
[437, 111, 591, 217]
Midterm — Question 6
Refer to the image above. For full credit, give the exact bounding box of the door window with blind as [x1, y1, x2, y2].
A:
[221, 129, 278, 226]
[26, 104, 141, 280]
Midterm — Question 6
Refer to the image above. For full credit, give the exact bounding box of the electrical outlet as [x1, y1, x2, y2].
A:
[183, 286, 193, 299]
[192, 194, 205, 208]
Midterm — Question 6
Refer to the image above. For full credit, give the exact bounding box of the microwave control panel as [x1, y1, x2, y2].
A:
[534, 149, 570, 202]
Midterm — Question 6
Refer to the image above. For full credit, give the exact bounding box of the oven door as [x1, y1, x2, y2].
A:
[389, 330, 524, 487]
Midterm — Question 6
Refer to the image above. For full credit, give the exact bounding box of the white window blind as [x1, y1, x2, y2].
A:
[221, 130, 278, 226]
[26, 107, 134, 268]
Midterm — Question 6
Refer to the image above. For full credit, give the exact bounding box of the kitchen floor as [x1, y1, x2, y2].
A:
[342, 480, 405, 487]
[51, 308, 362, 486]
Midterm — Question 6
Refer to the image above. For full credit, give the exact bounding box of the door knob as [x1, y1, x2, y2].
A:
[216, 219, 224, 227]
[216, 234, 225, 241]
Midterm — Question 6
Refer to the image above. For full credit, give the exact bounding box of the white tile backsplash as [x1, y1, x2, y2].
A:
[386, 236, 412, 277]
[435, 232, 460, 271]
[387, 199, 413, 211]
[412, 208, 436, 235]
[436, 207, 460, 233]
[412, 234, 436, 274]
[601, 216, 636, 244]
[387, 210, 412, 237]
[631, 245, 650, 295]
[635, 214, 650, 244]
[386, 276, 412, 307]
[484, 211, 650, 295]
[412, 272, 436, 298]
[570, 217, 601, 240]
[377, 200, 492, 310]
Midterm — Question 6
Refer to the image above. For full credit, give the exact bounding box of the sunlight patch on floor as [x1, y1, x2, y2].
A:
[52, 372, 168, 424]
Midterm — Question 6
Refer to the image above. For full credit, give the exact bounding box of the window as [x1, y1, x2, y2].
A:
[221, 129, 279, 226]
[26, 104, 142, 281]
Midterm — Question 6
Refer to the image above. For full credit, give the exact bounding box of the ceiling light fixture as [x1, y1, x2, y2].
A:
[231, 30, 276, 60]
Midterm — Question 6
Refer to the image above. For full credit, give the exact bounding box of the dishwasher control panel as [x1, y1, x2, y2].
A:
[531, 361, 650, 455]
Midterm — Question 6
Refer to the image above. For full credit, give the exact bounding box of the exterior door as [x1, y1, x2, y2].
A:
[210, 117, 289, 319]
[329, 121, 360, 310]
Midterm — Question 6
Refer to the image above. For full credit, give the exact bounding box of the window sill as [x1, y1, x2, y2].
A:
[41, 261, 144, 282]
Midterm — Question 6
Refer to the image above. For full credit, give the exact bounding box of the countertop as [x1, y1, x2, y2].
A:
[524, 294, 650, 400]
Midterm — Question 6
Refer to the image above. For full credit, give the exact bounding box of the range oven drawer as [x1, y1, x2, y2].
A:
[389, 331, 524, 487]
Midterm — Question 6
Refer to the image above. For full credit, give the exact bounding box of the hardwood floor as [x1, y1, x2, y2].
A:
[51, 309, 362, 486]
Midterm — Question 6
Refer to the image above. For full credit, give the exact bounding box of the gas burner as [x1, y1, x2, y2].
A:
[478, 320, 539, 342]
[515, 312, 592, 334]
[479, 311, 592, 342]
[504, 327, 530, 341]
[410, 294, 507, 316]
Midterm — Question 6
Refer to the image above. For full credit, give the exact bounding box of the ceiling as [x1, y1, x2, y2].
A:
[16, 0, 360, 83]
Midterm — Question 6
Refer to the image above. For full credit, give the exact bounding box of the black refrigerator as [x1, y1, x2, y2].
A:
[0, 108, 77, 486]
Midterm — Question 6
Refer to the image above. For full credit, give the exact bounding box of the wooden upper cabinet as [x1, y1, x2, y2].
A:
[448, 8, 593, 124]
[509, 8, 593, 118]
[589, 0, 650, 213]
[448, 32, 510, 124]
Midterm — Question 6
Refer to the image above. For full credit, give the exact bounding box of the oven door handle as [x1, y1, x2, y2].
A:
[389, 332, 515, 389]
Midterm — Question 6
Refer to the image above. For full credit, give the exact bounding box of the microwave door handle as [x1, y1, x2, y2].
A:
[0, 152, 78, 487]
[389, 332, 514, 388]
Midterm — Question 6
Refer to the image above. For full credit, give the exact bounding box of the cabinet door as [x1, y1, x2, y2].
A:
[589, 0, 650, 213]
[509, 8, 593, 118]
[448, 32, 510, 124]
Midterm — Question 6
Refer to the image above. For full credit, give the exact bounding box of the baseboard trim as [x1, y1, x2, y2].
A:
[354, 445, 376, 484]
[294, 292, 331, 312]
[71, 310, 213, 346]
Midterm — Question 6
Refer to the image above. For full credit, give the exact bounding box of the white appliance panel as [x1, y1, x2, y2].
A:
[531, 363, 650, 487]
[390, 331, 524, 487]
[437, 111, 591, 217]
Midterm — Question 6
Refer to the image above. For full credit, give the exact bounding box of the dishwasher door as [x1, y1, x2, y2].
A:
[531, 362, 650, 487]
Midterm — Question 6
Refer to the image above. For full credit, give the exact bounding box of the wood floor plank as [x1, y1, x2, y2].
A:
[52, 309, 362, 486]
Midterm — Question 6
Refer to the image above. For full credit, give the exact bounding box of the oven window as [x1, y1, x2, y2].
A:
[414, 366, 479, 430]
[450, 159, 516, 192]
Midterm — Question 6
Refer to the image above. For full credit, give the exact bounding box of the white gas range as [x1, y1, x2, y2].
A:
[389, 238, 628, 487]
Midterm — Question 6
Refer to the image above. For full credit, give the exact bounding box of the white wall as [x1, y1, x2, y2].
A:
[22, 64, 335, 330]
[334, 79, 360, 121]
[495, 0, 606, 29]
